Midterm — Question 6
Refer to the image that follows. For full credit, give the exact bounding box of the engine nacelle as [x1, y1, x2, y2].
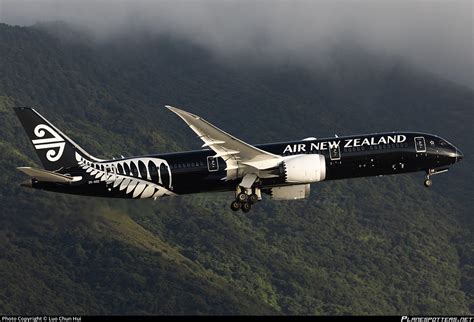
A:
[268, 184, 310, 200]
[280, 154, 326, 183]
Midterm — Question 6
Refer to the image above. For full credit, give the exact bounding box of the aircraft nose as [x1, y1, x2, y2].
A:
[455, 148, 464, 162]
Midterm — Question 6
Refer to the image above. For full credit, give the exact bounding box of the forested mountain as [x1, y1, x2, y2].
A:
[0, 22, 472, 314]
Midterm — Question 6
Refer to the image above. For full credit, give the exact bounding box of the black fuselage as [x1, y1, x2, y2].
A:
[32, 131, 463, 198]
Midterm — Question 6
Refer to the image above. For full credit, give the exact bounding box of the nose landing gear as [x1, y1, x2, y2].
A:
[424, 176, 433, 188]
[423, 168, 449, 188]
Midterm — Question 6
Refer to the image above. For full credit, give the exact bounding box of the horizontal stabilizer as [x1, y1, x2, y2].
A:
[17, 167, 76, 183]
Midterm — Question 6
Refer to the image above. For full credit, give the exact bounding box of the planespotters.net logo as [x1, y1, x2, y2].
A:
[402, 317, 474, 322]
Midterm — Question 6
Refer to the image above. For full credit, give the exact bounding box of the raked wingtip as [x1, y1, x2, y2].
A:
[165, 105, 185, 115]
[165, 105, 199, 120]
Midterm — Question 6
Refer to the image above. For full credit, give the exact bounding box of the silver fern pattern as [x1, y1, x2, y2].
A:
[75, 152, 175, 199]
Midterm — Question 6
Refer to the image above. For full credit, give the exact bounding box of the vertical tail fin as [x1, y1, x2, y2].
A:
[14, 107, 102, 171]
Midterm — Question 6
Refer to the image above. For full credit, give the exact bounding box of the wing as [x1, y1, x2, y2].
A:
[166, 105, 281, 180]
[17, 166, 81, 183]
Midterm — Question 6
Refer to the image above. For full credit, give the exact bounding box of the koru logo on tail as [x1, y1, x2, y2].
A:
[32, 124, 65, 162]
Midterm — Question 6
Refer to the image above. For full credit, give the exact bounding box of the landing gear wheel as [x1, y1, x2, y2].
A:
[249, 193, 258, 204]
[237, 192, 248, 202]
[241, 202, 252, 213]
[230, 200, 241, 211]
[424, 179, 432, 188]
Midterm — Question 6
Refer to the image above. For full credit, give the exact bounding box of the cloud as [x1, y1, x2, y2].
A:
[1, 0, 472, 87]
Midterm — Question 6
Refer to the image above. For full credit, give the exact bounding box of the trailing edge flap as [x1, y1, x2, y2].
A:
[17, 167, 76, 183]
[166, 105, 280, 166]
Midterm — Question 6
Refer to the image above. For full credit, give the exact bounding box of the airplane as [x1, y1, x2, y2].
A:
[14, 106, 463, 212]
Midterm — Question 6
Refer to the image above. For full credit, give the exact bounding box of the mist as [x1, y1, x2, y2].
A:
[1, 0, 472, 88]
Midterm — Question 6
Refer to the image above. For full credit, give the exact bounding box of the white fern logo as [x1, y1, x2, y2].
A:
[32, 124, 65, 162]
[75, 152, 176, 199]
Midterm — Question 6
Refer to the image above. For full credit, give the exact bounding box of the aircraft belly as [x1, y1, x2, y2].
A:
[325, 151, 420, 180]
[170, 169, 236, 194]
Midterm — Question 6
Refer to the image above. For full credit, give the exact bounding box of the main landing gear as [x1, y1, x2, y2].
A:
[423, 168, 449, 188]
[230, 187, 261, 213]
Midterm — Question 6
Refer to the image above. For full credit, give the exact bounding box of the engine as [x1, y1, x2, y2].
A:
[279, 154, 326, 183]
[268, 184, 310, 200]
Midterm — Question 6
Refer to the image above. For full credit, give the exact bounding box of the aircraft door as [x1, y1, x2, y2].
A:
[414, 137, 426, 153]
[329, 145, 341, 161]
[207, 156, 219, 172]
